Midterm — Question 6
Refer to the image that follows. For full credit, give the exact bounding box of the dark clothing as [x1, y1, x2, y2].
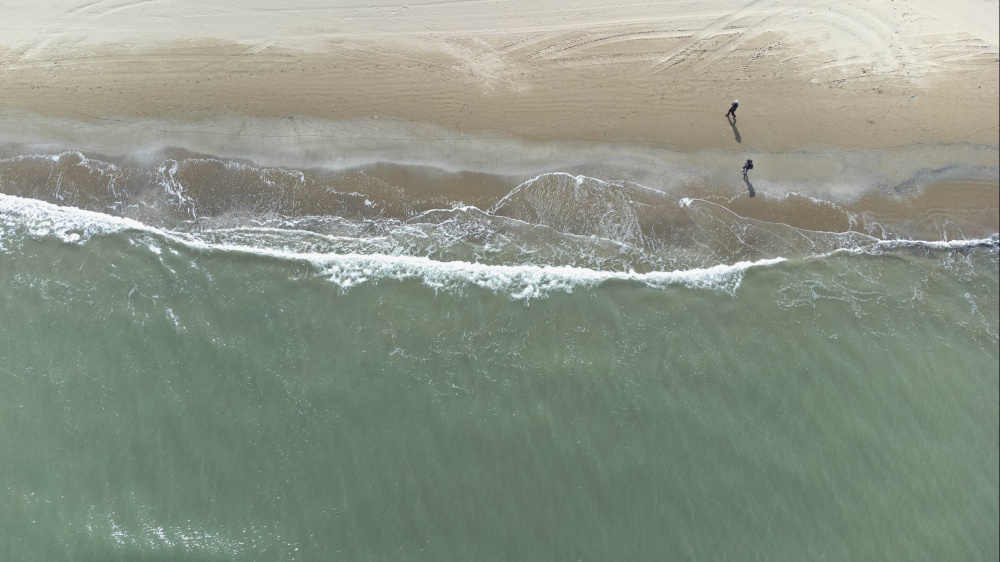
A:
[742, 160, 753, 175]
[726, 101, 739, 117]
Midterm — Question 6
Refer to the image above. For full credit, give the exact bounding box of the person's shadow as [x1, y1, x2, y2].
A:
[727, 115, 741, 143]
[743, 173, 755, 197]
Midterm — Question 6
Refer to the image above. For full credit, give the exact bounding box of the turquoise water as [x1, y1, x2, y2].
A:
[1, 152, 998, 561]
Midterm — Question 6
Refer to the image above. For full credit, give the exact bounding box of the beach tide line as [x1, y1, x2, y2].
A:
[1, 192, 784, 299]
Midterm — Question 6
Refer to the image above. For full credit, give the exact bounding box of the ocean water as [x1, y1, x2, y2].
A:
[1, 149, 998, 561]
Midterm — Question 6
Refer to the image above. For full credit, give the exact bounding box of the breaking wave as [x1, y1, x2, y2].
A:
[2, 190, 995, 300]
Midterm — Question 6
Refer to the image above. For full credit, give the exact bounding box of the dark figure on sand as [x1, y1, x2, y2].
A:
[725, 100, 739, 118]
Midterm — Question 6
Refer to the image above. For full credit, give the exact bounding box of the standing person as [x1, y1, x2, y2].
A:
[741, 159, 753, 178]
[725, 99, 739, 118]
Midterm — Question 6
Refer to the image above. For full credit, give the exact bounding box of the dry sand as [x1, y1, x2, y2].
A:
[1, 0, 998, 192]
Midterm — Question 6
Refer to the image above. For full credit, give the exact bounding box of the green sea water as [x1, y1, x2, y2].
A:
[1, 152, 998, 561]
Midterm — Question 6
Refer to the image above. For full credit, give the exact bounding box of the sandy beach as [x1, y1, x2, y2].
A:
[3, 1, 997, 148]
[1, 0, 998, 224]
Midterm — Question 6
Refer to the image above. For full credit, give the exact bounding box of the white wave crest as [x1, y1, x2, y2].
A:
[314, 253, 785, 299]
[5, 193, 995, 301]
[875, 236, 999, 251]
[1, 193, 785, 299]
[1, 192, 143, 243]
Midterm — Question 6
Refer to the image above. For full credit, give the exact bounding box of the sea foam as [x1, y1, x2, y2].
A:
[1, 193, 790, 299]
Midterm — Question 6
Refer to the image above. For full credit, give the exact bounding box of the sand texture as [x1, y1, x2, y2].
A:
[1, 0, 998, 208]
[3, 1, 998, 146]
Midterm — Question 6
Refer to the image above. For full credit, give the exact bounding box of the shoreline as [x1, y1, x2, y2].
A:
[1, 145, 996, 246]
[2, 109, 997, 196]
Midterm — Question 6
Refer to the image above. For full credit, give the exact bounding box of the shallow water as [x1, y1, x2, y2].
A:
[1, 146, 998, 561]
